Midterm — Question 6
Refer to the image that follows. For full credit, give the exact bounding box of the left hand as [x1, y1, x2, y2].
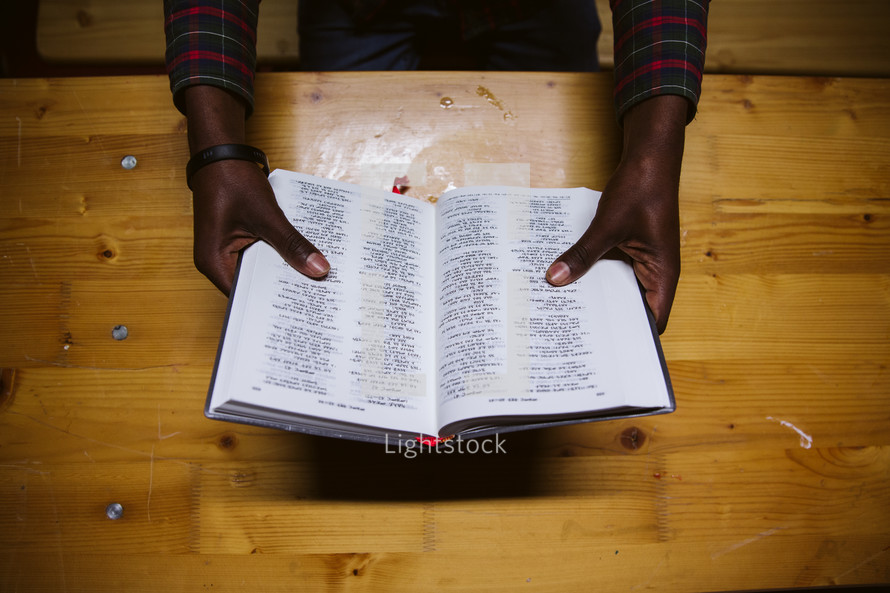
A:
[545, 95, 689, 334]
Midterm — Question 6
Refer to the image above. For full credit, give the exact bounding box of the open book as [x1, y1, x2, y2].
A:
[206, 170, 674, 444]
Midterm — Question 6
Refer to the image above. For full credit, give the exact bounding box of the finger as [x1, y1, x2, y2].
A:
[206, 262, 236, 296]
[630, 258, 678, 335]
[282, 229, 330, 278]
[642, 282, 671, 335]
[193, 238, 254, 297]
[545, 220, 618, 286]
[194, 248, 234, 296]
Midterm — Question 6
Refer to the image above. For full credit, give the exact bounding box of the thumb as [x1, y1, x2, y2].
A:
[545, 220, 617, 286]
[261, 211, 330, 278]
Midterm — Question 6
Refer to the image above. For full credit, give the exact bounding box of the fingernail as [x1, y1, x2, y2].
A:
[306, 252, 330, 276]
[547, 261, 570, 285]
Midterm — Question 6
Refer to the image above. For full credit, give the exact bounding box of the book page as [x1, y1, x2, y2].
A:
[209, 171, 438, 436]
[435, 187, 669, 430]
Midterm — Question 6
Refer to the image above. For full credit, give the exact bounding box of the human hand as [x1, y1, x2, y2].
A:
[545, 95, 688, 333]
[190, 159, 330, 295]
[545, 158, 680, 333]
[182, 85, 330, 295]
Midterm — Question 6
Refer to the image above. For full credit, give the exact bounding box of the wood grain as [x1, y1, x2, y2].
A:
[1, 72, 889, 591]
[36, 0, 300, 65]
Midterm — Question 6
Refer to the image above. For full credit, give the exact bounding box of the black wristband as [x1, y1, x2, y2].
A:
[186, 143, 270, 189]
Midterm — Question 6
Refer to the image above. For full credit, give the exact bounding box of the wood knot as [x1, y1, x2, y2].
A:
[94, 235, 120, 263]
[620, 426, 646, 451]
[0, 368, 17, 413]
[217, 433, 238, 450]
[342, 553, 373, 578]
[76, 9, 93, 28]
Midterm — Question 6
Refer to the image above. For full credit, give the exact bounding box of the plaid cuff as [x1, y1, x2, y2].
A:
[610, 0, 710, 124]
[164, 0, 260, 116]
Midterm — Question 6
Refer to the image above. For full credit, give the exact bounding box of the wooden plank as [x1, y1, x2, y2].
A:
[248, 71, 622, 193]
[0, 468, 887, 588]
[692, 76, 890, 140]
[3, 74, 885, 195]
[4, 450, 885, 556]
[0, 461, 195, 554]
[196, 463, 433, 553]
[665, 274, 890, 361]
[36, 0, 300, 65]
[704, 0, 890, 77]
[2, 359, 887, 464]
[0, 367, 292, 465]
[1, 539, 888, 592]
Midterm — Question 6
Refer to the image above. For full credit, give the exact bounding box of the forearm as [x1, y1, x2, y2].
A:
[620, 94, 687, 183]
[183, 85, 248, 155]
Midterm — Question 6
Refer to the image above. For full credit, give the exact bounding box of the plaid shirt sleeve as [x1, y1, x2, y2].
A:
[610, 0, 710, 124]
[163, 0, 260, 116]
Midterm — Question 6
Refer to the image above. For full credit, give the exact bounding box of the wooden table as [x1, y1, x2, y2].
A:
[1, 72, 888, 592]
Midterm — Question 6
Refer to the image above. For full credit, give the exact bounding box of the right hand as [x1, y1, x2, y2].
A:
[190, 159, 330, 295]
[545, 94, 689, 334]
